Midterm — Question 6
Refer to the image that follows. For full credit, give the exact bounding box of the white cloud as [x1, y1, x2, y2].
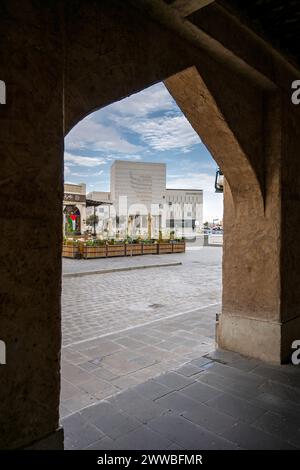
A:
[119, 115, 200, 152]
[104, 154, 142, 161]
[65, 118, 142, 154]
[70, 171, 90, 177]
[167, 172, 213, 192]
[64, 152, 106, 167]
[107, 83, 176, 117]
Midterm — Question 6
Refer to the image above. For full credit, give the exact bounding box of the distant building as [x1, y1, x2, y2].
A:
[76, 160, 203, 238]
[86, 191, 112, 235]
[111, 160, 166, 211]
[165, 189, 203, 232]
[63, 183, 86, 235]
[110, 160, 167, 237]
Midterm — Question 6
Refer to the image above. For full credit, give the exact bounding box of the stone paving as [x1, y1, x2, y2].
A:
[62, 349, 300, 450]
[61, 248, 222, 418]
[60, 304, 218, 418]
[61, 248, 300, 450]
[62, 248, 222, 346]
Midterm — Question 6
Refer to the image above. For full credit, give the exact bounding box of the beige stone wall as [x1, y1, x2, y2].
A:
[1, 0, 300, 449]
[0, 1, 63, 449]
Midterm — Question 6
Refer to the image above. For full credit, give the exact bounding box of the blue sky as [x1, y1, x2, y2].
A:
[64, 82, 223, 221]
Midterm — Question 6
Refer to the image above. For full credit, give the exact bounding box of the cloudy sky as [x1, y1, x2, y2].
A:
[64, 82, 223, 222]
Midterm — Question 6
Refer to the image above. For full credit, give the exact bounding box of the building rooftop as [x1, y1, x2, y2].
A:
[166, 188, 203, 192]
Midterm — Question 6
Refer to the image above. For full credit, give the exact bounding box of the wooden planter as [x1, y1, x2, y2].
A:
[62, 244, 80, 258]
[142, 243, 158, 255]
[82, 245, 106, 259]
[158, 242, 173, 254]
[106, 244, 126, 257]
[125, 243, 143, 256]
[172, 241, 186, 253]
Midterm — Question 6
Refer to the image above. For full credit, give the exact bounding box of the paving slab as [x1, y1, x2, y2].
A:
[63, 350, 300, 450]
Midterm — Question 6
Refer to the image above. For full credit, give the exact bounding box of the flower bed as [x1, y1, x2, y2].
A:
[142, 243, 158, 255]
[106, 243, 126, 257]
[62, 242, 80, 258]
[82, 245, 106, 259]
[125, 243, 143, 256]
[172, 241, 186, 253]
[62, 238, 185, 258]
[157, 241, 173, 254]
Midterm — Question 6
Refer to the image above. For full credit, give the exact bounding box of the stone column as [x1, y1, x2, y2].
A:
[165, 68, 293, 364]
[219, 93, 300, 364]
[279, 95, 300, 362]
[0, 1, 63, 448]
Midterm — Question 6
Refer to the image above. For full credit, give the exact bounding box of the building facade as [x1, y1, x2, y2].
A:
[63, 183, 86, 235]
[165, 189, 203, 233]
[110, 161, 167, 238]
[86, 161, 203, 238]
[86, 191, 112, 235]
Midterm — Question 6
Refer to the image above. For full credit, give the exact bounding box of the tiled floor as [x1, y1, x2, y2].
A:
[60, 304, 218, 417]
[62, 349, 300, 450]
[61, 248, 221, 417]
[62, 248, 300, 449]
[62, 249, 222, 346]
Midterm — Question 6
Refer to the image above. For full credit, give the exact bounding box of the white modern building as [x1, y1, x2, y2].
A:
[111, 160, 166, 212]
[110, 160, 167, 237]
[86, 160, 203, 238]
[165, 189, 203, 233]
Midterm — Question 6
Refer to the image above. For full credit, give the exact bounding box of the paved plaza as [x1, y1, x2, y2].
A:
[61, 248, 300, 450]
[62, 349, 300, 450]
[61, 248, 221, 416]
[62, 248, 222, 347]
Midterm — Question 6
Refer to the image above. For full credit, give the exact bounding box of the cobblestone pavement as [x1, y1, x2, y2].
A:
[61, 248, 222, 417]
[61, 305, 218, 418]
[62, 349, 300, 450]
[62, 248, 222, 346]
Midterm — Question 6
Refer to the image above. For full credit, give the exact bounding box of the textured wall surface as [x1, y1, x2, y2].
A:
[1, 0, 300, 449]
[0, 0, 63, 450]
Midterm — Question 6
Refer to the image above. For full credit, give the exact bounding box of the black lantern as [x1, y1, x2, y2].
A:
[215, 168, 224, 193]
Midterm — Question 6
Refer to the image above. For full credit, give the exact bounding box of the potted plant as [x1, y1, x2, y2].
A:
[125, 237, 143, 256]
[62, 238, 81, 258]
[172, 237, 186, 253]
[82, 239, 106, 259]
[157, 238, 173, 254]
[142, 239, 158, 254]
[106, 238, 126, 257]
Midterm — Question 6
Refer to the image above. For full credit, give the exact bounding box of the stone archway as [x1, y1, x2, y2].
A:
[64, 52, 277, 361]
[3, 0, 300, 451]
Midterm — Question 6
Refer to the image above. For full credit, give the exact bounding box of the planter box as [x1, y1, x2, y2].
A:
[142, 243, 158, 255]
[126, 243, 143, 256]
[106, 244, 125, 257]
[62, 244, 80, 258]
[158, 242, 173, 254]
[82, 245, 106, 259]
[172, 241, 186, 253]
